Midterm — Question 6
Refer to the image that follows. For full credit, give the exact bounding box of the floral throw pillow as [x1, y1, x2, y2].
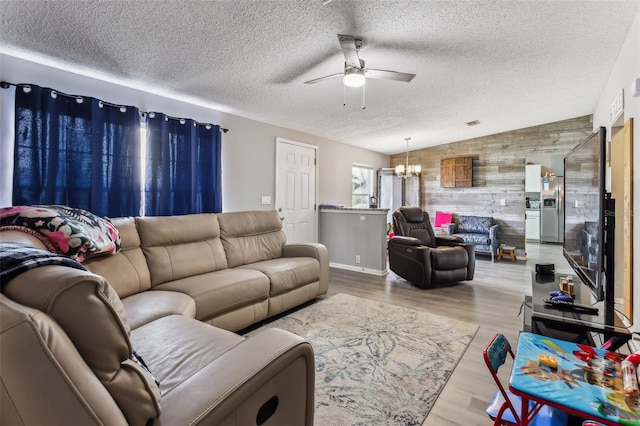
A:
[0, 205, 121, 262]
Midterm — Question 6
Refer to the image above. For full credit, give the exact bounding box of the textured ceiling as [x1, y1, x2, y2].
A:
[1, 0, 638, 155]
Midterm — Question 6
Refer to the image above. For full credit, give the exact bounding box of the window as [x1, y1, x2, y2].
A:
[352, 164, 374, 208]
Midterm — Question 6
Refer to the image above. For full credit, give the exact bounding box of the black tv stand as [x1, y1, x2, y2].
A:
[524, 272, 629, 350]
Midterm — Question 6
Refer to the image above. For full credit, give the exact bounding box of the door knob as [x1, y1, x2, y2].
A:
[280, 216, 284, 221]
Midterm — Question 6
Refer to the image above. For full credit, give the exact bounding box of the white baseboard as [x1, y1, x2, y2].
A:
[329, 262, 388, 276]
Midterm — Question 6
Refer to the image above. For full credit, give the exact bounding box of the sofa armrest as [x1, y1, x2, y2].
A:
[488, 224, 500, 248]
[388, 236, 422, 247]
[282, 243, 329, 295]
[156, 327, 315, 426]
[0, 229, 49, 249]
[282, 242, 326, 260]
[388, 238, 433, 288]
[435, 235, 464, 245]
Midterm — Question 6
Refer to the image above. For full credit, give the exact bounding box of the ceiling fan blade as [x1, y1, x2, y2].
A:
[337, 34, 361, 69]
[365, 69, 416, 82]
[303, 72, 343, 84]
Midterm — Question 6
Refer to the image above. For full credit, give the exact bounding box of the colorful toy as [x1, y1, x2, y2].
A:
[539, 353, 559, 369]
[622, 360, 640, 397]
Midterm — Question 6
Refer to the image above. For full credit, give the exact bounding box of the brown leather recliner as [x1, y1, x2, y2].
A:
[388, 207, 475, 289]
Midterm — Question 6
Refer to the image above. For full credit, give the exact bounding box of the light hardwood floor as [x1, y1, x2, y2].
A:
[323, 242, 574, 426]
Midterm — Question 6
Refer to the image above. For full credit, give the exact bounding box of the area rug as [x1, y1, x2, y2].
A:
[247, 293, 478, 425]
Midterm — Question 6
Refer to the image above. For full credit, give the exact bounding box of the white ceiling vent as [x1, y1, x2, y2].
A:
[465, 120, 480, 126]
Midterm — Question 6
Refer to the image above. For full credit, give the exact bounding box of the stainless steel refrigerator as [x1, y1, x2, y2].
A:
[540, 177, 564, 243]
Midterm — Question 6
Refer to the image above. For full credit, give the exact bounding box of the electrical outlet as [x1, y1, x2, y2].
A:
[355, 255, 361, 264]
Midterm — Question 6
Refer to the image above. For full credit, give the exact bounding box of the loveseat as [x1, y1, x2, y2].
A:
[450, 215, 500, 261]
[0, 208, 329, 425]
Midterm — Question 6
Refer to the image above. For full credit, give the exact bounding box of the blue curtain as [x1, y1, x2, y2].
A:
[144, 113, 221, 216]
[13, 85, 141, 217]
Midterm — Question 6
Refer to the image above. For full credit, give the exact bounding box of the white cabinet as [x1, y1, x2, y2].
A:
[525, 210, 540, 240]
[525, 164, 542, 192]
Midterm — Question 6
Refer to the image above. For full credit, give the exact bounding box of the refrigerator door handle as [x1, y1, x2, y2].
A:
[558, 188, 562, 215]
[557, 181, 563, 215]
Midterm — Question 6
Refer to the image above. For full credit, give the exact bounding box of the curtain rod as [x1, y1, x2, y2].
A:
[1, 81, 229, 133]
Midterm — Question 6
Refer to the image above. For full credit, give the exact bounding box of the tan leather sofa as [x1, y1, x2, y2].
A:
[1, 210, 328, 425]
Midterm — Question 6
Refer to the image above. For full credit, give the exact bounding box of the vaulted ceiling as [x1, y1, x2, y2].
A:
[1, 0, 638, 154]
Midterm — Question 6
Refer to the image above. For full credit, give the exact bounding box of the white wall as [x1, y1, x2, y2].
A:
[0, 53, 390, 213]
[592, 9, 640, 331]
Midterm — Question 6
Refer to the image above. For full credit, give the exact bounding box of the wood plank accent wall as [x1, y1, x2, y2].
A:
[389, 116, 593, 250]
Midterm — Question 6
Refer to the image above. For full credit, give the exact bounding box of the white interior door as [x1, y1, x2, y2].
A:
[275, 138, 317, 243]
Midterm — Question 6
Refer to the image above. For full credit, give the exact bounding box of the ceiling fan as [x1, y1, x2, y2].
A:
[304, 34, 416, 87]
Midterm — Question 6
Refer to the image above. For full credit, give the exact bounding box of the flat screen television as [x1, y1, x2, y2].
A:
[562, 127, 612, 304]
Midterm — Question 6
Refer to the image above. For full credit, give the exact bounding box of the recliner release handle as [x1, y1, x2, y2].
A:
[256, 395, 279, 425]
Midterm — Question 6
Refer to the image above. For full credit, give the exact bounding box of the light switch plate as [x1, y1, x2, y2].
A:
[261, 196, 271, 205]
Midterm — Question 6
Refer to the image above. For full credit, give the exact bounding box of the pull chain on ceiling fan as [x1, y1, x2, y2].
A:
[342, 78, 367, 109]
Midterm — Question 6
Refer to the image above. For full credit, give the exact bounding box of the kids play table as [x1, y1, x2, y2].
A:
[509, 332, 640, 425]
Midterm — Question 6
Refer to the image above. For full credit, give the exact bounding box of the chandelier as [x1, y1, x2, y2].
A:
[395, 137, 421, 178]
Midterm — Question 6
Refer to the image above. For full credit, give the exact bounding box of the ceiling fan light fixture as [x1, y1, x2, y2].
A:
[343, 68, 366, 87]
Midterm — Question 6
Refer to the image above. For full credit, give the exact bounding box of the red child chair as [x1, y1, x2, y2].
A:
[483, 333, 568, 426]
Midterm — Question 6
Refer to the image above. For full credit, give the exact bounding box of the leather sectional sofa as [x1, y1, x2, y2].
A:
[0, 210, 329, 426]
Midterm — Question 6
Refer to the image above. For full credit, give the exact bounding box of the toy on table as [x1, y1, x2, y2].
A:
[622, 353, 640, 397]
[622, 361, 640, 397]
